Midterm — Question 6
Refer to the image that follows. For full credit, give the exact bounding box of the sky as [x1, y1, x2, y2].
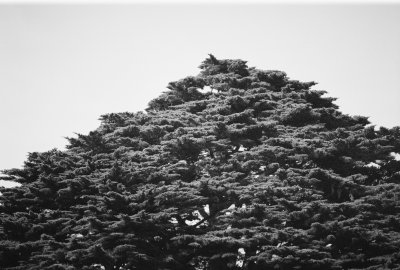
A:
[0, 2, 400, 171]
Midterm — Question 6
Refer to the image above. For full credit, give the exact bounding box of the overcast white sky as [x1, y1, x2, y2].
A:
[0, 3, 399, 171]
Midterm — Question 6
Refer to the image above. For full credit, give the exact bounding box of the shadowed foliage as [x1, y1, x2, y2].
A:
[1, 55, 400, 270]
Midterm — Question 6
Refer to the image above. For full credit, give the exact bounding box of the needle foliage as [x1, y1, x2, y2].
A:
[1, 55, 400, 270]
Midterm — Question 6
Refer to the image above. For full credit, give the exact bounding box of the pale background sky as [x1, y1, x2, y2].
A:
[0, 3, 399, 171]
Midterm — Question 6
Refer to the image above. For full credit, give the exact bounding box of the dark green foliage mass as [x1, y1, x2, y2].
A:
[1, 55, 400, 270]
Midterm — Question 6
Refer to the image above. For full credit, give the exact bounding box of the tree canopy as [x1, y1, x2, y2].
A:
[1, 55, 400, 270]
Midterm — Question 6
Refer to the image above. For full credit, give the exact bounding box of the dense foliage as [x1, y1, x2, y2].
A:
[1, 55, 400, 270]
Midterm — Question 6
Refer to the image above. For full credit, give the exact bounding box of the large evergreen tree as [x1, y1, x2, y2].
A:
[1, 55, 400, 270]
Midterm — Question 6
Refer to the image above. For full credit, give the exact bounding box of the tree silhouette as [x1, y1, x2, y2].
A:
[1, 55, 400, 269]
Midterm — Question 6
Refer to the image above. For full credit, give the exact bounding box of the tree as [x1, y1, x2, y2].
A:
[1, 54, 400, 269]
